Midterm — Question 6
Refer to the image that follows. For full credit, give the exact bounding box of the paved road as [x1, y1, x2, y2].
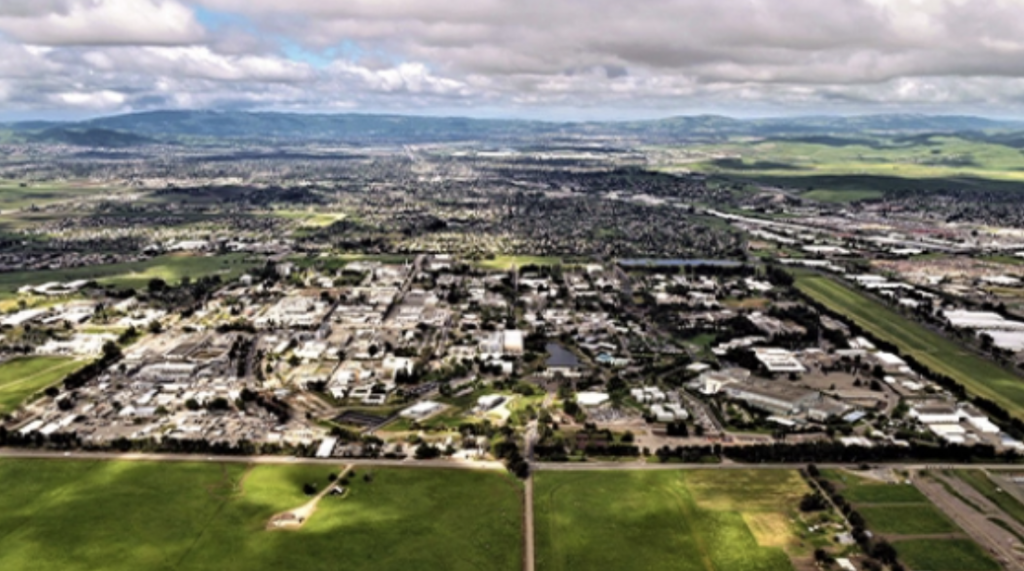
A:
[2, 448, 1021, 474]
[0, 448, 506, 470]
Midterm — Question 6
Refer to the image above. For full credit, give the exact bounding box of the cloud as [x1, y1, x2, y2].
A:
[0, 0, 205, 46]
[6, 0, 1024, 117]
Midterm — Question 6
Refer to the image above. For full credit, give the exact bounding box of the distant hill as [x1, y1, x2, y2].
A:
[2, 110, 1022, 145]
[25, 127, 153, 148]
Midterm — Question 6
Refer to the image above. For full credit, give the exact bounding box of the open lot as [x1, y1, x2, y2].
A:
[795, 273, 1024, 420]
[0, 459, 523, 571]
[0, 253, 261, 296]
[535, 469, 817, 571]
[0, 356, 85, 413]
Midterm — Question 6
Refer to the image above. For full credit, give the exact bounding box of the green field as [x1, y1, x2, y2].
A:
[0, 356, 85, 413]
[799, 189, 884, 203]
[689, 135, 1024, 182]
[795, 273, 1024, 419]
[474, 255, 563, 271]
[0, 253, 260, 296]
[0, 459, 522, 571]
[820, 470, 926, 504]
[0, 181, 123, 211]
[893, 539, 1001, 571]
[858, 504, 957, 535]
[953, 470, 1024, 526]
[535, 469, 816, 571]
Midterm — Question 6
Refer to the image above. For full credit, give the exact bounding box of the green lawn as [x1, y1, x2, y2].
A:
[858, 504, 958, 535]
[0, 356, 85, 413]
[535, 470, 812, 571]
[0, 253, 260, 296]
[952, 470, 1024, 526]
[0, 460, 523, 571]
[795, 273, 1024, 420]
[893, 539, 1001, 571]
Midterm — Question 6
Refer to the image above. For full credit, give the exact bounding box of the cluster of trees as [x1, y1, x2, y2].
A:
[63, 341, 122, 391]
[724, 441, 1011, 463]
[653, 445, 721, 463]
[493, 439, 530, 479]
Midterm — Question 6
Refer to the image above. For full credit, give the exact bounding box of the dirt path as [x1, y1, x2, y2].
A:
[267, 464, 352, 530]
[914, 470, 1024, 570]
[524, 475, 535, 571]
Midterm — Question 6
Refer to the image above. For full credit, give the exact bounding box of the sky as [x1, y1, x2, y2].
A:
[4, 0, 1024, 120]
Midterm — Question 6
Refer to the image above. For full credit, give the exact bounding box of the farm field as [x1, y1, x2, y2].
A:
[0, 356, 85, 413]
[819, 469, 927, 504]
[0, 253, 260, 296]
[0, 459, 523, 571]
[690, 136, 1024, 180]
[534, 469, 826, 571]
[892, 539, 1001, 571]
[0, 180, 124, 210]
[794, 273, 1024, 420]
[858, 504, 957, 535]
[819, 469, 998, 570]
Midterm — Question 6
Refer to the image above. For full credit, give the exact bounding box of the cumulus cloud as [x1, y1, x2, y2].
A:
[6, 0, 1024, 116]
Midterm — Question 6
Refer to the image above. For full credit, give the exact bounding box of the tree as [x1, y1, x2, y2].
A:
[871, 540, 898, 564]
[185, 399, 200, 411]
[415, 443, 441, 460]
[148, 278, 167, 293]
[302, 483, 317, 496]
[799, 493, 828, 512]
[147, 320, 163, 334]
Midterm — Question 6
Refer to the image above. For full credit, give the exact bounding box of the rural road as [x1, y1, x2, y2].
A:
[524, 475, 535, 571]
[1, 448, 1020, 473]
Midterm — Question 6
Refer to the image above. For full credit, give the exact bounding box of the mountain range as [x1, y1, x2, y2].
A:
[3, 111, 1022, 146]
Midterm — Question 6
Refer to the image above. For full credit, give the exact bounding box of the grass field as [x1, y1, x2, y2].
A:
[0, 460, 522, 571]
[892, 539, 1001, 571]
[689, 135, 1024, 183]
[799, 189, 883, 203]
[273, 210, 348, 227]
[794, 273, 1024, 420]
[0, 181, 123, 210]
[820, 470, 926, 504]
[474, 255, 563, 270]
[0, 253, 260, 296]
[0, 356, 85, 413]
[535, 469, 815, 571]
[858, 504, 958, 535]
[952, 470, 1024, 526]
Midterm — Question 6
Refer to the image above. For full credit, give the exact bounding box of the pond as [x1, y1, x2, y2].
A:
[545, 343, 580, 368]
